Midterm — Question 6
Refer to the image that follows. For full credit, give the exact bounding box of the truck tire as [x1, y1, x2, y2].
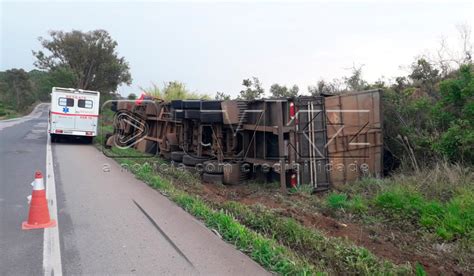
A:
[173, 110, 184, 119]
[182, 154, 209, 166]
[171, 100, 183, 109]
[202, 173, 223, 185]
[184, 110, 200, 119]
[203, 160, 224, 174]
[183, 100, 201, 109]
[171, 151, 186, 162]
[50, 134, 57, 143]
[200, 111, 222, 123]
[201, 100, 221, 110]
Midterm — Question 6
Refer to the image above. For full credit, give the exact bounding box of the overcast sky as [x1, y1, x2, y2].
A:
[1, 1, 473, 98]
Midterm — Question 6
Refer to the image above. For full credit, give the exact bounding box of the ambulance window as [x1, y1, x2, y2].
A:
[58, 97, 74, 107]
[78, 99, 93, 109]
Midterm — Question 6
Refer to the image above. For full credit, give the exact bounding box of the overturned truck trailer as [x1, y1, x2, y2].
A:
[109, 89, 383, 191]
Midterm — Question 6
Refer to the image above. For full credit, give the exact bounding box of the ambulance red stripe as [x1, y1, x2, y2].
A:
[51, 111, 99, 117]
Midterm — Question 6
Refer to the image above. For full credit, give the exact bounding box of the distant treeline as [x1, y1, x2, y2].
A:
[0, 68, 76, 115]
[0, 29, 132, 116]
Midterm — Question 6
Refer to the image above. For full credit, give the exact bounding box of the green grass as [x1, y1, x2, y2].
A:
[116, 157, 320, 275]
[375, 187, 474, 240]
[105, 150, 412, 275]
[220, 201, 410, 275]
[326, 186, 474, 241]
[415, 262, 427, 276]
[326, 193, 369, 213]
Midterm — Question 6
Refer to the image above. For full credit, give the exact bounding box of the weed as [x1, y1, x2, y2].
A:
[326, 193, 368, 214]
[328, 181, 474, 241]
[221, 201, 411, 275]
[373, 186, 474, 240]
[326, 193, 348, 209]
[415, 262, 427, 276]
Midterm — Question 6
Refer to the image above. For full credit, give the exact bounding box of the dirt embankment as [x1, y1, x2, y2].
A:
[193, 181, 465, 275]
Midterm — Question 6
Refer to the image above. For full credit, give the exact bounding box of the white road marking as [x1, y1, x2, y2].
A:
[43, 122, 63, 275]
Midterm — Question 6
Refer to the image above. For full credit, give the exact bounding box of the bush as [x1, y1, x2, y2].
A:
[432, 65, 474, 163]
[373, 186, 474, 240]
[382, 63, 474, 168]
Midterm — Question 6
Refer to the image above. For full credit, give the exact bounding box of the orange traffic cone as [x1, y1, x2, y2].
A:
[22, 171, 56, 230]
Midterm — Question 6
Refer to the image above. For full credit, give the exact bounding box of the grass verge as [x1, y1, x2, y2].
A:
[219, 201, 410, 275]
[326, 176, 474, 241]
[102, 146, 413, 275]
[118, 156, 319, 275]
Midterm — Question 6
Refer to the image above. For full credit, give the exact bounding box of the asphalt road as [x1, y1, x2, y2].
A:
[0, 104, 48, 275]
[0, 104, 268, 275]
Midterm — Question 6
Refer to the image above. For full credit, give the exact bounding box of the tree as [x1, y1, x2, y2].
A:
[28, 68, 76, 101]
[344, 65, 368, 91]
[141, 81, 209, 100]
[432, 64, 474, 163]
[215, 91, 231, 100]
[33, 30, 132, 94]
[1, 69, 35, 111]
[127, 93, 137, 100]
[239, 77, 264, 100]
[392, 76, 409, 93]
[409, 58, 440, 97]
[269, 84, 299, 98]
[308, 79, 341, 95]
[428, 24, 473, 77]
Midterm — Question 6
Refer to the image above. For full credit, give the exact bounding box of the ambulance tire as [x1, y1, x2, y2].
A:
[84, 136, 93, 144]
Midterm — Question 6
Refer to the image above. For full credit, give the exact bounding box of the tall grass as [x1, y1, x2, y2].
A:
[141, 81, 210, 100]
[327, 162, 474, 241]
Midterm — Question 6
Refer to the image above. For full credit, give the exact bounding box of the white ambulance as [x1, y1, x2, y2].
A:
[49, 87, 100, 143]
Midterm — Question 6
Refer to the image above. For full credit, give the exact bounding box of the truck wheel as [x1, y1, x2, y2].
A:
[171, 100, 183, 109]
[182, 100, 201, 109]
[83, 136, 93, 144]
[184, 110, 200, 119]
[200, 112, 222, 123]
[50, 134, 57, 143]
[202, 173, 223, 185]
[171, 151, 186, 162]
[203, 160, 224, 174]
[182, 154, 209, 166]
[173, 110, 184, 119]
[201, 100, 222, 110]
